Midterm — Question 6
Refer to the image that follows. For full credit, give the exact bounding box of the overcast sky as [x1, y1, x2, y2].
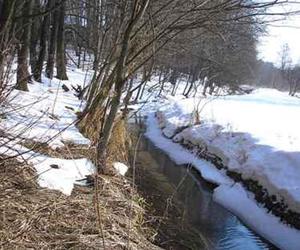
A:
[257, 1, 300, 65]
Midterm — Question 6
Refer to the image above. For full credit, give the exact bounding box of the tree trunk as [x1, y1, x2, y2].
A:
[134, 83, 142, 102]
[184, 81, 194, 98]
[96, 0, 150, 174]
[158, 81, 165, 97]
[56, 0, 68, 80]
[209, 83, 215, 95]
[171, 81, 177, 96]
[182, 80, 190, 95]
[203, 78, 210, 96]
[170, 70, 179, 96]
[289, 81, 293, 96]
[184, 70, 197, 97]
[45, 0, 59, 79]
[34, 0, 52, 82]
[139, 81, 146, 100]
[16, 0, 34, 91]
[77, 46, 81, 69]
[122, 77, 134, 118]
[139, 67, 149, 100]
[29, 0, 40, 76]
[96, 86, 122, 173]
[0, 0, 16, 78]
[158, 70, 168, 97]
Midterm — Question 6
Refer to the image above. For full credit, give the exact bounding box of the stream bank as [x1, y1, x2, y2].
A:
[128, 117, 275, 250]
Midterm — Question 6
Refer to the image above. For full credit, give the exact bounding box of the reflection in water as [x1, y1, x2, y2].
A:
[139, 136, 276, 250]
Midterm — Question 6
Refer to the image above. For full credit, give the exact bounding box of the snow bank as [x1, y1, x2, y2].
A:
[146, 113, 232, 186]
[214, 184, 300, 250]
[31, 155, 95, 195]
[155, 89, 300, 214]
[145, 112, 300, 249]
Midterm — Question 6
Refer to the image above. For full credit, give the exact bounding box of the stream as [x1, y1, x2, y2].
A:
[130, 116, 277, 250]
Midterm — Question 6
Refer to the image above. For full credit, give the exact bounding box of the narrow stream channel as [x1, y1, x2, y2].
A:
[129, 116, 277, 250]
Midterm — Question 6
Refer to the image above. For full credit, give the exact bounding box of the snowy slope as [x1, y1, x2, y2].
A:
[0, 69, 91, 148]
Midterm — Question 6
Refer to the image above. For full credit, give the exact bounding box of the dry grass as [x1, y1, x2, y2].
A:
[0, 155, 161, 249]
[20, 139, 95, 160]
[77, 110, 131, 170]
[77, 107, 105, 144]
[106, 119, 131, 166]
[0, 117, 161, 249]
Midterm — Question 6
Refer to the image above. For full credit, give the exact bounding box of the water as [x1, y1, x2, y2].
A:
[133, 127, 277, 250]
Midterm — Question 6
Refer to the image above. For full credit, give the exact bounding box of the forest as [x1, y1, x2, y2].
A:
[1, 0, 300, 249]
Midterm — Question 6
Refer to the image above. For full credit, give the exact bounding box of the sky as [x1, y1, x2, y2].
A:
[257, 1, 300, 65]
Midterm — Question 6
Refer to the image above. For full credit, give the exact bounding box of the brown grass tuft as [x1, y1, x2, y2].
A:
[107, 119, 131, 166]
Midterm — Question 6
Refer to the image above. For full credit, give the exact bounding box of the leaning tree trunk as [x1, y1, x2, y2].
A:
[34, 0, 52, 82]
[16, 0, 34, 91]
[96, 0, 150, 174]
[122, 77, 134, 118]
[45, 0, 59, 79]
[56, 0, 68, 80]
[184, 71, 197, 98]
[133, 81, 142, 102]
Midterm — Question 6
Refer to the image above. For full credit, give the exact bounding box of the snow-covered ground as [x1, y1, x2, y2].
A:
[0, 68, 95, 195]
[1, 69, 91, 148]
[131, 78, 300, 250]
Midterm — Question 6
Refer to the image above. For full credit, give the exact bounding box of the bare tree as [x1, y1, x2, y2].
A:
[34, 0, 53, 82]
[45, 0, 59, 79]
[56, 0, 68, 80]
[16, 0, 34, 91]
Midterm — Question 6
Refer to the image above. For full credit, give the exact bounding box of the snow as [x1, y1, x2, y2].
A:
[0, 67, 95, 195]
[31, 155, 95, 195]
[113, 162, 129, 176]
[214, 184, 300, 250]
[135, 80, 300, 250]
[145, 110, 300, 250]
[145, 113, 232, 186]
[0, 137, 95, 195]
[0, 69, 91, 149]
[153, 88, 300, 213]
